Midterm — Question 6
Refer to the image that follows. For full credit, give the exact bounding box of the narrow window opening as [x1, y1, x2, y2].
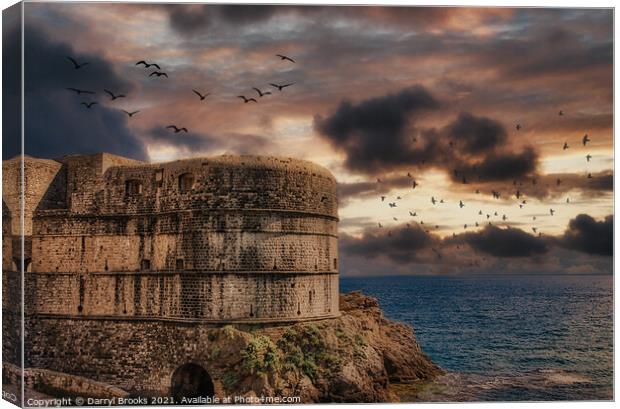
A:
[178, 173, 195, 193]
[176, 259, 184, 270]
[125, 179, 143, 196]
[141, 259, 151, 271]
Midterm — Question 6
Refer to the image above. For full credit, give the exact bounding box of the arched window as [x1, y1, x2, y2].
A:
[178, 173, 195, 193]
[125, 179, 143, 196]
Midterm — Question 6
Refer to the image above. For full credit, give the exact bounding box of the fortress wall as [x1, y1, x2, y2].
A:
[32, 212, 337, 273]
[24, 319, 250, 395]
[26, 272, 338, 321]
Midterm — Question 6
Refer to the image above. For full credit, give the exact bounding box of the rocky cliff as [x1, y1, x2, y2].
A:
[203, 291, 442, 403]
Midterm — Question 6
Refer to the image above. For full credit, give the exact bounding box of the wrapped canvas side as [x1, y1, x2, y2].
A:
[2, 1, 24, 408]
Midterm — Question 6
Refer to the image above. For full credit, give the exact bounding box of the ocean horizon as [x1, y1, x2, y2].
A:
[340, 274, 613, 401]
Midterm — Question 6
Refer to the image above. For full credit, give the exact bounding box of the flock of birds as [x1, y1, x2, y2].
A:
[65, 55, 601, 269]
[374, 110, 600, 264]
[64, 53, 297, 132]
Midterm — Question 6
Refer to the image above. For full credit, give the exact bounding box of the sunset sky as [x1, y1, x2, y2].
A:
[3, 3, 613, 275]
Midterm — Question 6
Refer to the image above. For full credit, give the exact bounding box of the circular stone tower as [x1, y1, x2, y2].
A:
[27, 154, 340, 323]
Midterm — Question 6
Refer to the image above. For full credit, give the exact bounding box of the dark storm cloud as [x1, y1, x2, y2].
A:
[453, 225, 549, 258]
[13, 26, 147, 161]
[340, 224, 436, 263]
[338, 175, 412, 203]
[557, 214, 613, 256]
[446, 112, 507, 154]
[314, 86, 440, 173]
[455, 147, 539, 182]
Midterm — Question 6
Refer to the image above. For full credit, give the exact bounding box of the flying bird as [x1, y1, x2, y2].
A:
[136, 60, 161, 69]
[563, 142, 569, 150]
[558, 110, 564, 116]
[149, 71, 168, 78]
[516, 124, 522, 130]
[192, 90, 210, 100]
[389, 202, 397, 208]
[532, 227, 537, 233]
[409, 211, 416, 217]
[270, 83, 294, 91]
[66, 87, 95, 95]
[121, 110, 140, 117]
[252, 87, 272, 97]
[80, 102, 97, 109]
[66, 56, 89, 69]
[166, 125, 188, 133]
[550, 209, 555, 215]
[556, 178, 562, 186]
[412, 180, 418, 189]
[381, 196, 386, 202]
[104, 89, 126, 100]
[378, 223, 383, 228]
[431, 197, 437, 205]
[586, 154, 592, 162]
[276, 54, 295, 63]
[238, 95, 257, 103]
[582, 134, 591, 146]
[587, 173, 593, 179]
[459, 200, 465, 208]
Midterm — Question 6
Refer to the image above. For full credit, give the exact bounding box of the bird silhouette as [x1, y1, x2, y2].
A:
[252, 87, 272, 98]
[587, 173, 593, 179]
[66, 87, 95, 95]
[459, 200, 465, 208]
[136, 60, 161, 69]
[80, 102, 97, 109]
[550, 209, 555, 215]
[166, 125, 188, 133]
[431, 197, 437, 205]
[276, 54, 295, 63]
[378, 223, 383, 228]
[412, 180, 418, 189]
[478, 210, 483, 215]
[516, 124, 522, 130]
[556, 178, 562, 186]
[381, 196, 386, 202]
[409, 211, 416, 216]
[582, 134, 591, 146]
[566, 197, 570, 203]
[66, 56, 89, 69]
[149, 71, 168, 78]
[270, 83, 294, 91]
[558, 110, 564, 116]
[407, 172, 412, 178]
[492, 191, 500, 199]
[396, 196, 402, 200]
[104, 89, 126, 100]
[502, 215, 507, 221]
[192, 90, 210, 100]
[393, 217, 398, 221]
[532, 227, 537, 233]
[389, 202, 397, 208]
[238, 95, 257, 103]
[563, 142, 569, 150]
[586, 154, 592, 162]
[377, 178, 382, 183]
[121, 110, 140, 117]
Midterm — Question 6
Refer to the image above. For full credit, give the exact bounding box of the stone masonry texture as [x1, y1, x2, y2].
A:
[2, 152, 340, 395]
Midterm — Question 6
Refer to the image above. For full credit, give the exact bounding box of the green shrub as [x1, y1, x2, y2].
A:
[222, 325, 236, 339]
[221, 371, 239, 391]
[278, 325, 342, 381]
[241, 335, 280, 375]
[209, 346, 222, 361]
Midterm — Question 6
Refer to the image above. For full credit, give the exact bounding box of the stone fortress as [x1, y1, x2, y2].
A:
[2, 152, 340, 397]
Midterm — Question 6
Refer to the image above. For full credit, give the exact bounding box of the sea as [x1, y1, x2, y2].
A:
[340, 274, 613, 402]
